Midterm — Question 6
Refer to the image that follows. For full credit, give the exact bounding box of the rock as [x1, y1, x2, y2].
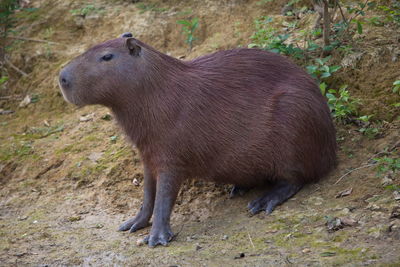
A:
[326, 216, 358, 232]
[18, 216, 28, 221]
[234, 252, 245, 259]
[390, 206, 400, 219]
[0, 109, 14, 115]
[367, 203, 382, 211]
[68, 216, 82, 222]
[79, 113, 95, 122]
[394, 191, 400, 201]
[136, 238, 145, 246]
[302, 248, 311, 253]
[19, 95, 31, 107]
[88, 152, 103, 163]
[335, 188, 353, 198]
[222, 234, 228, 240]
[381, 176, 393, 186]
[340, 217, 358, 226]
[132, 178, 140, 186]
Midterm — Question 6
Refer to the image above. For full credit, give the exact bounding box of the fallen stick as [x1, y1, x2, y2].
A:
[334, 163, 376, 185]
[5, 58, 28, 77]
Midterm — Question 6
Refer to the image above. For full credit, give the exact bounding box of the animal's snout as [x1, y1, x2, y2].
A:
[59, 69, 71, 90]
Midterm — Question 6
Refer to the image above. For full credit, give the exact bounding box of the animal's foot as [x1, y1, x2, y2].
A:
[247, 181, 302, 215]
[144, 226, 174, 247]
[118, 215, 150, 232]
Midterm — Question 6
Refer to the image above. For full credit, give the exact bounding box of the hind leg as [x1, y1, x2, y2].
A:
[248, 180, 302, 215]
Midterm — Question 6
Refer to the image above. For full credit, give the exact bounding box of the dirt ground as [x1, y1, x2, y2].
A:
[0, 0, 399, 266]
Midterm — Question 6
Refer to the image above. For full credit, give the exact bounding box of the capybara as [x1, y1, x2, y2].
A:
[59, 33, 337, 247]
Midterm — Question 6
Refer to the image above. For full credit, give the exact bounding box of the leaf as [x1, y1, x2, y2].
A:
[326, 93, 336, 100]
[177, 20, 191, 26]
[320, 252, 336, 257]
[357, 20, 363, 34]
[319, 82, 327, 95]
[306, 65, 318, 74]
[321, 72, 331, 79]
[335, 188, 353, 198]
[329, 65, 341, 73]
[393, 80, 400, 86]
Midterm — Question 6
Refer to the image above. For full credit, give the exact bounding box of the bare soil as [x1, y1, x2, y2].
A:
[1, 0, 399, 266]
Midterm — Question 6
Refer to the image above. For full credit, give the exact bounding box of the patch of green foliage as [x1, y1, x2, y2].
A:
[70, 4, 104, 17]
[249, 17, 304, 59]
[393, 80, 400, 95]
[0, 76, 8, 87]
[177, 18, 199, 51]
[325, 85, 359, 123]
[357, 115, 380, 139]
[136, 3, 167, 14]
[378, 2, 400, 26]
[0, 0, 19, 38]
[0, 141, 34, 161]
[306, 56, 341, 83]
[374, 155, 400, 177]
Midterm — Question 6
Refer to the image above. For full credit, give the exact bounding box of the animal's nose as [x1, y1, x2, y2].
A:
[59, 69, 71, 89]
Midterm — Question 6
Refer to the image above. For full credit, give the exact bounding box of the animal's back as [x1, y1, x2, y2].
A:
[153, 49, 336, 186]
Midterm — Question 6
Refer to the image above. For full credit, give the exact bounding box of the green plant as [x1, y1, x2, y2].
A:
[306, 56, 341, 83]
[249, 17, 304, 59]
[136, 3, 167, 13]
[378, 2, 400, 25]
[0, 0, 19, 38]
[374, 156, 400, 177]
[0, 76, 8, 85]
[177, 18, 199, 51]
[357, 115, 380, 139]
[393, 80, 400, 94]
[326, 85, 358, 122]
[70, 4, 104, 17]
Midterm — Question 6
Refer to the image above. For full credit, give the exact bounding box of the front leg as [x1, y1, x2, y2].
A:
[119, 165, 156, 232]
[145, 172, 181, 247]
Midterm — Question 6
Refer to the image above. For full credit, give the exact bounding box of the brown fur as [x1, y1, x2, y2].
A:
[60, 37, 337, 195]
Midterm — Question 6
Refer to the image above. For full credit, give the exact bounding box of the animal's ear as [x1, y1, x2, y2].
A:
[126, 38, 141, 56]
[121, 32, 133, 38]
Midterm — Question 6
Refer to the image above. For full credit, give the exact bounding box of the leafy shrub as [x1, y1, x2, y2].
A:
[306, 56, 341, 82]
[249, 16, 303, 59]
[70, 4, 104, 17]
[326, 85, 358, 122]
[357, 115, 380, 139]
[177, 18, 199, 51]
[374, 156, 400, 177]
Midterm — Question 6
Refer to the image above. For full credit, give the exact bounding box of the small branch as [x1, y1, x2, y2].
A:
[247, 232, 255, 249]
[348, 0, 369, 23]
[0, 95, 23, 100]
[337, 1, 348, 25]
[334, 163, 376, 185]
[4, 58, 28, 77]
[8, 36, 60, 45]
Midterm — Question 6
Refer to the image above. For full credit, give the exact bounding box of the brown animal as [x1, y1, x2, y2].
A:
[59, 33, 337, 247]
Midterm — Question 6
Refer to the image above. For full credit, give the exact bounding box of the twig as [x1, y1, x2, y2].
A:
[0, 95, 22, 100]
[334, 163, 376, 185]
[247, 232, 255, 249]
[8, 36, 60, 45]
[4, 58, 28, 77]
[337, 1, 348, 25]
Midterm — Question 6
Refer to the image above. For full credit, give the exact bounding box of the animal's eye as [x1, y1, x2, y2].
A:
[101, 54, 114, 61]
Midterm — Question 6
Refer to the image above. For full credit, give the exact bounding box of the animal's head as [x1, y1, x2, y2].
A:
[59, 33, 143, 107]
